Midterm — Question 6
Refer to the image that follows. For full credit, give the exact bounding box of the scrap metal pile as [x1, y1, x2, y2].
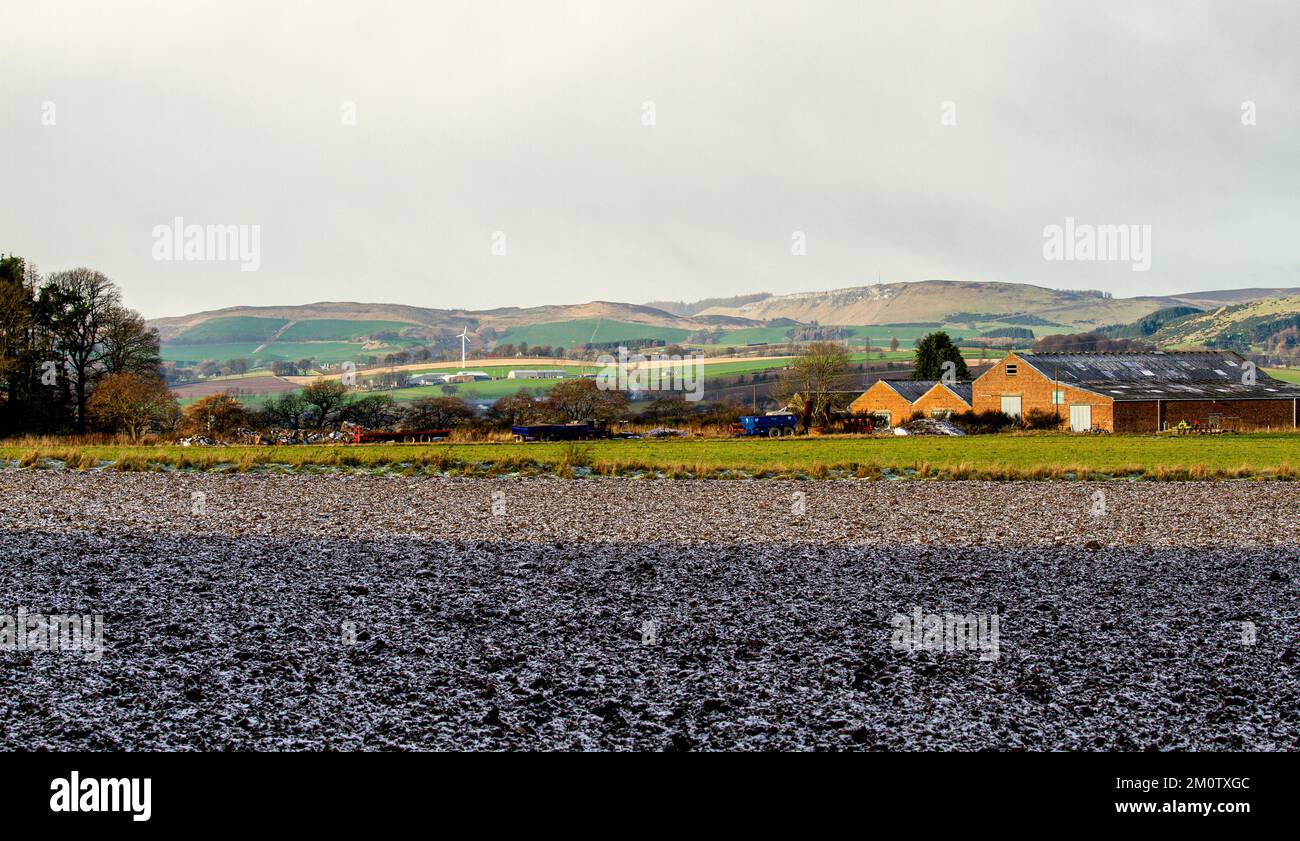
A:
[893, 418, 967, 436]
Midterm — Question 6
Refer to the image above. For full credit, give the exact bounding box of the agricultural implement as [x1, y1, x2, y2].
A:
[511, 422, 616, 442]
[840, 415, 878, 434]
[731, 415, 800, 437]
[349, 429, 451, 444]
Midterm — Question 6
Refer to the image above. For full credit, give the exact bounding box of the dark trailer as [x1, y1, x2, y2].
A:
[511, 422, 610, 442]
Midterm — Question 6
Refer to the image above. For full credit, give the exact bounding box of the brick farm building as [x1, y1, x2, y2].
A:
[845, 350, 1300, 432]
[973, 351, 1300, 432]
[848, 380, 972, 427]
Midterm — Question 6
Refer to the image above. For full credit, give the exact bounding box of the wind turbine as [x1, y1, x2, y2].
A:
[456, 326, 470, 369]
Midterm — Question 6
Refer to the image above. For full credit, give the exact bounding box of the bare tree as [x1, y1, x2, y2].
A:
[259, 390, 309, 429]
[180, 393, 249, 437]
[87, 372, 177, 441]
[301, 378, 352, 428]
[486, 388, 541, 427]
[403, 396, 475, 429]
[344, 394, 402, 429]
[101, 303, 161, 377]
[543, 378, 627, 422]
[774, 340, 854, 428]
[43, 268, 120, 433]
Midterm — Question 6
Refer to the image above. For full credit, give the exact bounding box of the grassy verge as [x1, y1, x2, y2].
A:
[2, 432, 1298, 480]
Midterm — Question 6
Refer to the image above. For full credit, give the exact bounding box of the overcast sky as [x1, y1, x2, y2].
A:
[4, 0, 1298, 318]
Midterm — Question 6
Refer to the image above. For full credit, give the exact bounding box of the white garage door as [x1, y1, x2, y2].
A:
[1069, 404, 1092, 432]
[1000, 395, 1022, 418]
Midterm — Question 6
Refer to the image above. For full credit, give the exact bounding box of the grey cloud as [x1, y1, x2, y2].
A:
[2, 0, 1297, 318]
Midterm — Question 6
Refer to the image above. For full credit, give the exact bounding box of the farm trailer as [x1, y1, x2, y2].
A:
[731, 415, 800, 437]
[511, 422, 612, 442]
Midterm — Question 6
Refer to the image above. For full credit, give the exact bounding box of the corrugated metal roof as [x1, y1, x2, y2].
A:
[881, 380, 973, 405]
[942, 382, 974, 404]
[884, 380, 939, 401]
[1015, 351, 1300, 401]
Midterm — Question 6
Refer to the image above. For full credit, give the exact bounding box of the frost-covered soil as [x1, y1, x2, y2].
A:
[2, 472, 1297, 750]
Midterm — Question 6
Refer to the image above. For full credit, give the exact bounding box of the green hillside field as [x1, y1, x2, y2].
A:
[496, 319, 691, 348]
[710, 326, 795, 345]
[278, 319, 420, 341]
[162, 343, 266, 364]
[163, 340, 416, 366]
[170, 316, 288, 344]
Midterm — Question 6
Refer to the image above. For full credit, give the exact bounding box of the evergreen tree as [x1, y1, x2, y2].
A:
[911, 332, 970, 380]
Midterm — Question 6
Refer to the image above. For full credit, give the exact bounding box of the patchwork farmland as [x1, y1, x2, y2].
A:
[160, 314, 432, 368]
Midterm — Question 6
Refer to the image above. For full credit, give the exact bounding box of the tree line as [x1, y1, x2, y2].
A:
[0, 256, 165, 438]
[188, 378, 746, 439]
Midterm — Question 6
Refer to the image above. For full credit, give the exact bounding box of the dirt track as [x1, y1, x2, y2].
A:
[2, 473, 1296, 750]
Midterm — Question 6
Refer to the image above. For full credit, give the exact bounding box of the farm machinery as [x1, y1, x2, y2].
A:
[731, 414, 800, 437]
[510, 420, 632, 442]
[349, 429, 451, 443]
[512, 422, 604, 442]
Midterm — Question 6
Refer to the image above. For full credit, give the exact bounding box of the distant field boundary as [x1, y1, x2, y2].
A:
[4, 433, 1297, 480]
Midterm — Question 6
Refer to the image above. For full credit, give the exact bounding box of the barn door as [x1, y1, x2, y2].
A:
[1069, 404, 1092, 432]
[1000, 395, 1022, 418]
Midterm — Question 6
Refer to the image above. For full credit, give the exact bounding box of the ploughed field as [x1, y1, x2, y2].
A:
[2, 473, 1297, 750]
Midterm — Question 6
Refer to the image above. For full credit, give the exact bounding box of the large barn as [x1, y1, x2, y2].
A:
[972, 350, 1300, 432]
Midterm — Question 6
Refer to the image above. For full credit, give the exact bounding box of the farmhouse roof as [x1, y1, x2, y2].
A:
[1014, 351, 1300, 401]
[881, 379, 939, 401]
[933, 381, 974, 405]
[880, 379, 973, 404]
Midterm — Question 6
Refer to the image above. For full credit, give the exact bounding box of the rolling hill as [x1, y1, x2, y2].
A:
[151, 300, 749, 343]
[1139, 294, 1300, 353]
[693, 280, 1297, 330]
[149, 302, 468, 343]
[150, 281, 1300, 371]
[151, 300, 754, 370]
[493, 318, 692, 348]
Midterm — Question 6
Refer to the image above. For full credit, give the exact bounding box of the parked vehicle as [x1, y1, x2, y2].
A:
[731, 414, 799, 437]
[512, 422, 611, 442]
